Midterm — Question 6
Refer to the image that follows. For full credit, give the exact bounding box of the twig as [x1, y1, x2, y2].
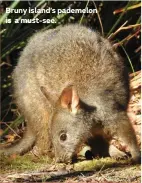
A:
[135, 46, 141, 53]
[113, 29, 140, 48]
[0, 62, 12, 67]
[108, 22, 140, 40]
[108, 21, 128, 39]
[107, 1, 131, 36]
[93, 1, 104, 36]
[113, 3, 141, 14]
[1, 122, 21, 138]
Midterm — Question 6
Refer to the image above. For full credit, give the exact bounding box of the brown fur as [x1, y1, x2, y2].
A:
[1, 24, 140, 163]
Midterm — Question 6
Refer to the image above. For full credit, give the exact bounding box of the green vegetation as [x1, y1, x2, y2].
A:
[0, 153, 52, 173]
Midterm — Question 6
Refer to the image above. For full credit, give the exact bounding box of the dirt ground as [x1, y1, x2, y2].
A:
[0, 155, 141, 183]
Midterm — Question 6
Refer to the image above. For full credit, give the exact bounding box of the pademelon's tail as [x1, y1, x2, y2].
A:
[0, 128, 36, 156]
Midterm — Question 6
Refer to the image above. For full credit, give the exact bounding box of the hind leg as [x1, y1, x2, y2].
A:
[31, 111, 54, 158]
[109, 111, 140, 163]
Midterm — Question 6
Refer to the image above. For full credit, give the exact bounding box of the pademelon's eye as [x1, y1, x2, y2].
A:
[60, 133, 67, 141]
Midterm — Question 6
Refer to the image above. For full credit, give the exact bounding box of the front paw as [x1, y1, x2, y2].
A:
[109, 144, 128, 160]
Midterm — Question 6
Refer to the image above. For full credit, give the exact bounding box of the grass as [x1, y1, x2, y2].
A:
[0, 153, 52, 173]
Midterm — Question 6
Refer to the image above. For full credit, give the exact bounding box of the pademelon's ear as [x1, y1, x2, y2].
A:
[59, 86, 80, 114]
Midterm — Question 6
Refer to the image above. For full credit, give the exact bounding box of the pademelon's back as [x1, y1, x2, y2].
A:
[14, 24, 129, 114]
[21, 25, 126, 88]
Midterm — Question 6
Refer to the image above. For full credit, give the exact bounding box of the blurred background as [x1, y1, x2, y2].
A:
[0, 1, 141, 144]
